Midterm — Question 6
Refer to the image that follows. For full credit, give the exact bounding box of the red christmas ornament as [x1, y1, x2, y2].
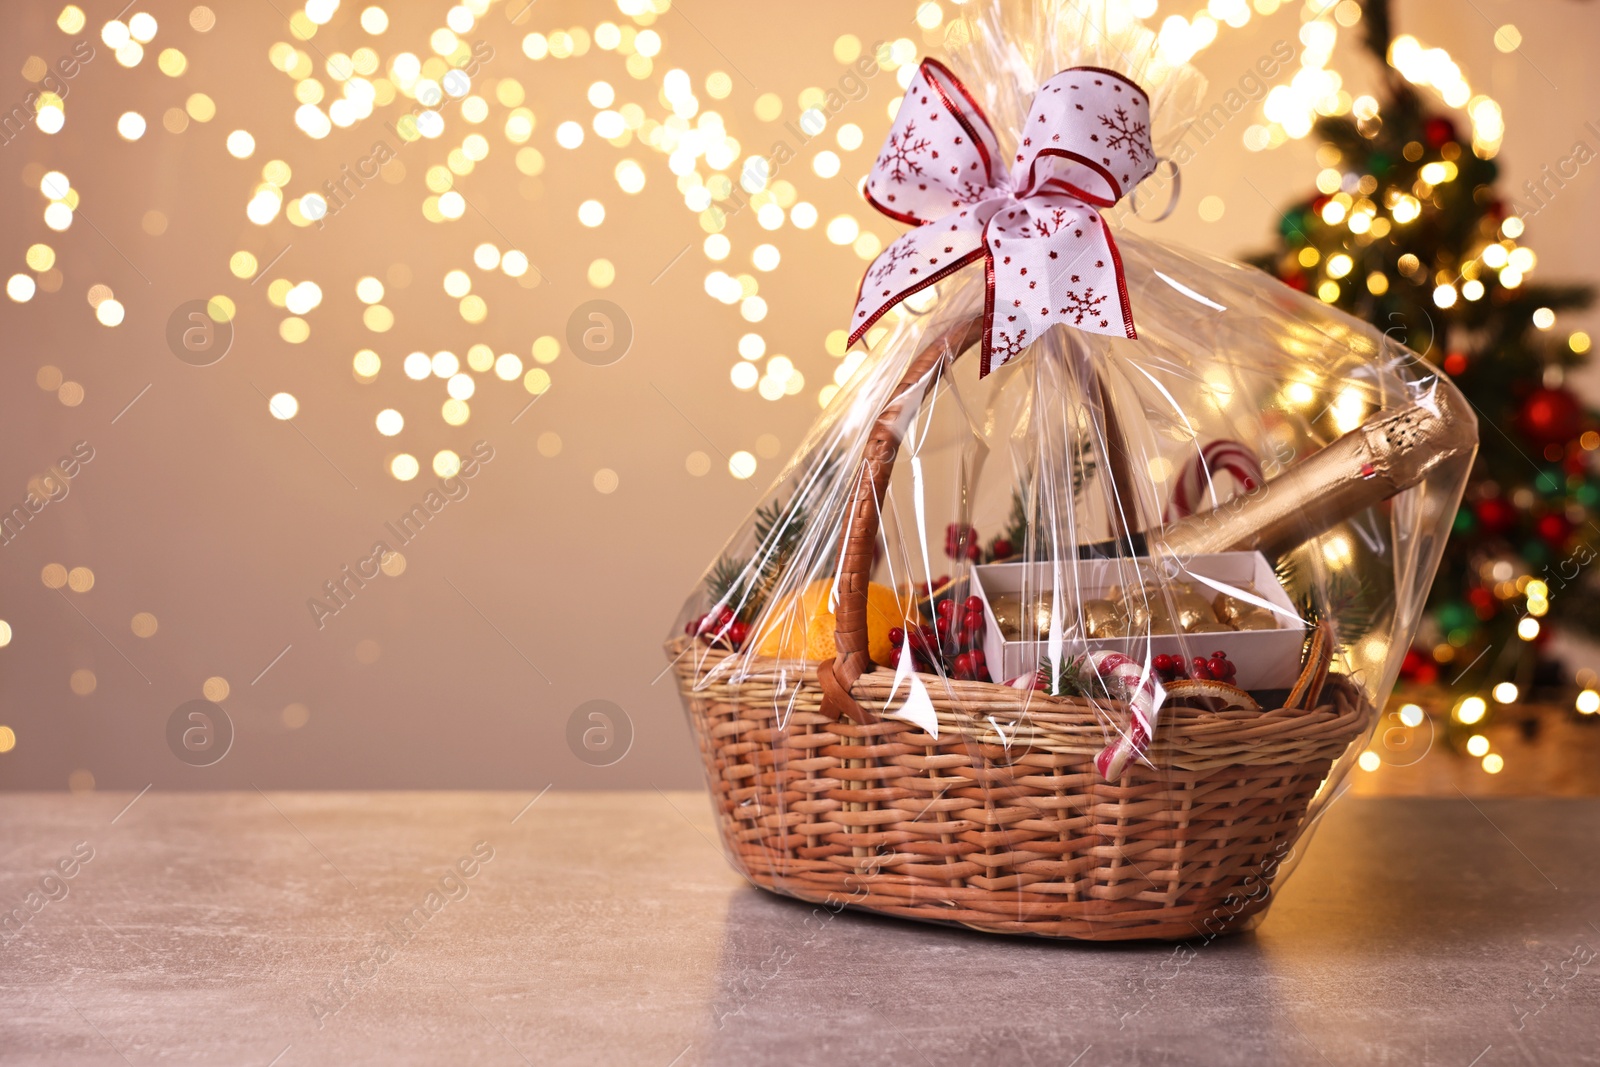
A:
[1400, 647, 1429, 682]
[1423, 116, 1457, 149]
[1442, 351, 1468, 376]
[1537, 512, 1573, 547]
[1475, 497, 1517, 537]
[1517, 387, 1584, 446]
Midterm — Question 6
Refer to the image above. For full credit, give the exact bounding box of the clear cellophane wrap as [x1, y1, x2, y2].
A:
[669, 0, 1476, 926]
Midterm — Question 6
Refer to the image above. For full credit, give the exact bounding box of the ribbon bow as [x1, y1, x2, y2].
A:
[850, 60, 1158, 375]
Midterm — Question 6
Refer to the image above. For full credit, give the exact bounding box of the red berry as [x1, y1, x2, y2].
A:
[1153, 654, 1171, 672]
[1207, 656, 1228, 678]
[935, 574, 949, 590]
[889, 627, 905, 647]
[937, 598, 955, 617]
[888, 645, 902, 668]
[725, 621, 746, 646]
[991, 538, 1013, 559]
[945, 523, 977, 560]
[964, 596, 984, 614]
[718, 606, 735, 625]
[1192, 656, 1211, 680]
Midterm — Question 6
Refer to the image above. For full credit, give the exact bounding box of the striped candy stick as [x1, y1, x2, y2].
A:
[1084, 651, 1165, 780]
[1166, 439, 1265, 521]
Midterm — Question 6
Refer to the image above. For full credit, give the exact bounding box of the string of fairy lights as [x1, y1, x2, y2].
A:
[1, 0, 1591, 776]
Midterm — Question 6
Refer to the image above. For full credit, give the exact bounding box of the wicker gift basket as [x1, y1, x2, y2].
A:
[668, 1, 1476, 941]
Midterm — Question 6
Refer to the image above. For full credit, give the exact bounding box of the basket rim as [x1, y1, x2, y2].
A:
[665, 635, 1374, 771]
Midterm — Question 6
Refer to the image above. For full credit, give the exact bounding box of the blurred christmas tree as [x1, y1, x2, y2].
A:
[1249, 0, 1598, 710]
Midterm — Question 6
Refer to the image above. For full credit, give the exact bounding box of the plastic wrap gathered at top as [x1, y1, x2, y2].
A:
[667, 0, 1477, 940]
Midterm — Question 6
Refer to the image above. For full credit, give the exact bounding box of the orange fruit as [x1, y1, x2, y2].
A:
[754, 578, 908, 666]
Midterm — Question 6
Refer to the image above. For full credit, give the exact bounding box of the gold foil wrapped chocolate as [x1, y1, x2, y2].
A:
[1212, 591, 1251, 624]
[1121, 594, 1171, 634]
[1231, 607, 1279, 631]
[1082, 598, 1124, 638]
[1171, 589, 1213, 632]
[1213, 590, 1280, 632]
[990, 593, 1055, 640]
[986, 581, 1279, 641]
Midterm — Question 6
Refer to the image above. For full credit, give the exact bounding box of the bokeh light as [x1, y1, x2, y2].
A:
[390, 453, 420, 481]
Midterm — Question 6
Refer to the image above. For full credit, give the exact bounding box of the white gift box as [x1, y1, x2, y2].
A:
[970, 551, 1308, 691]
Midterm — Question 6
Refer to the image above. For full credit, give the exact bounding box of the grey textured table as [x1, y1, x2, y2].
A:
[1, 792, 1596, 1066]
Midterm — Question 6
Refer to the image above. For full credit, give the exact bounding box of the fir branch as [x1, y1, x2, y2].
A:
[742, 498, 807, 621]
[1070, 436, 1098, 497]
[705, 492, 814, 624]
[1039, 655, 1103, 699]
[1276, 552, 1378, 651]
[1002, 489, 1030, 554]
[706, 553, 748, 609]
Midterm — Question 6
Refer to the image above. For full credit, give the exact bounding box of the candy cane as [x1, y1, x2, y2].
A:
[1021, 653, 1164, 777]
[1166, 439, 1264, 521]
[1083, 652, 1165, 780]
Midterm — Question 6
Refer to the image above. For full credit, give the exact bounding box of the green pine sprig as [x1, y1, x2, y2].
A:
[705, 497, 810, 624]
[1038, 655, 1104, 699]
[1275, 551, 1377, 652]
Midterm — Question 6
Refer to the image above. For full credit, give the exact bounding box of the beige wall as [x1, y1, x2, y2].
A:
[1, 0, 1595, 790]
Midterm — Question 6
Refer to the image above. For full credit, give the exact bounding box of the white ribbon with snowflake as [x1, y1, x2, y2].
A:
[850, 59, 1159, 375]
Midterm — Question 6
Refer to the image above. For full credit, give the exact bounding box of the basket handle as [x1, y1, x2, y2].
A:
[818, 315, 985, 724]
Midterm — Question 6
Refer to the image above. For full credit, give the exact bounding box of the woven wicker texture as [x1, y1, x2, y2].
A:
[672, 637, 1373, 941]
